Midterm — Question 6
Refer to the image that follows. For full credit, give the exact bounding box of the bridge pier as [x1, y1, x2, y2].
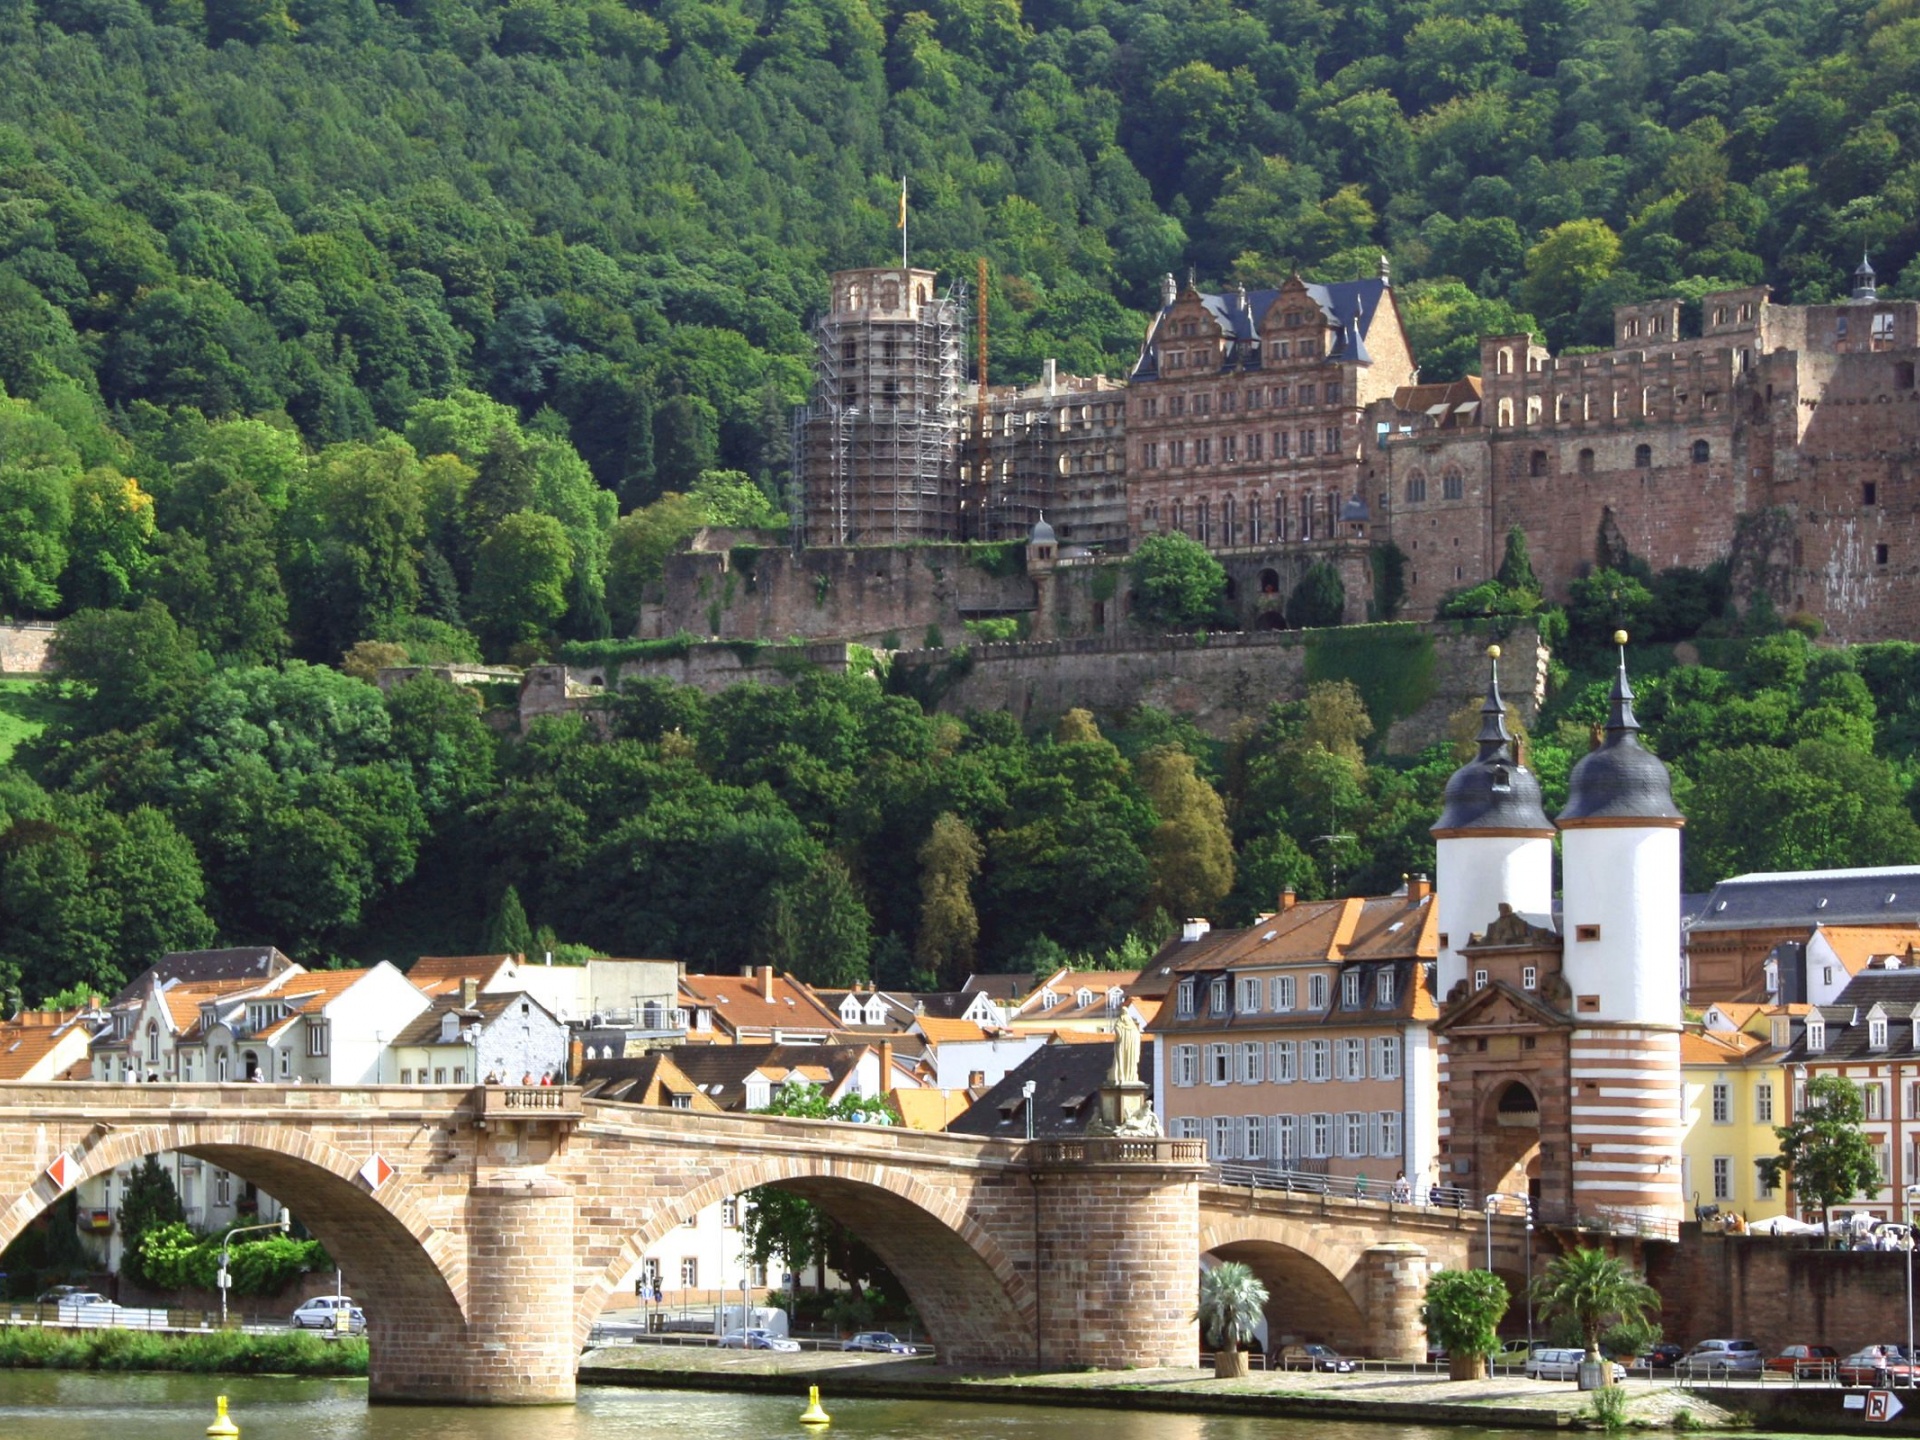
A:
[1030, 1138, 1205, 1369]
[1359, 1242, 1433, 1361]
[370, 1169, 578, 1405]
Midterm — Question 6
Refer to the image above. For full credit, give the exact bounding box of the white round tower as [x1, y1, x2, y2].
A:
[1556, 631, 1684, 1222]
[1431, 646, 1556, 1002]
[1556, 632, 1684, 1025]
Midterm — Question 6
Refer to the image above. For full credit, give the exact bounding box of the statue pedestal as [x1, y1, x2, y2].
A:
[1088, 1081, 1157, 1136]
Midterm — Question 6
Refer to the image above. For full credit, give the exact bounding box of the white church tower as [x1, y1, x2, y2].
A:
[1555, 631, 1685, 1220]
[1431, 645, 1555, 1001]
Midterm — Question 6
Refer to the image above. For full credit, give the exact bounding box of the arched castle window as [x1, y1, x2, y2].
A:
[1526, 396, 1543, 424]
[1497, 349, 1513, 375]
[1578, 448, 1595, 475]
[1222, 494, 1236, 546]
[1171, 500, 1185, 535]
[1196, 499, 1211, 546]
[1554, 395, 1569, 422]
[1692, 439, 1711, 463]
[1497, 398, 1514, 427]
[1249, 496, 1263, 545]
[1442, 471, 1464, 501]
[1405, 471, 1427, 503]
[1529, 450, 1547, 477]
[1634, 444, 1652, 469]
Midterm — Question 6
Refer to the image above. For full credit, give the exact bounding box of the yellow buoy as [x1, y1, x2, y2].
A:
[206, 1394, 240, 1438]
[799, 1383, 831, 1427]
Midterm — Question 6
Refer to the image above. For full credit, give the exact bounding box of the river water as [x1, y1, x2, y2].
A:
[0, 1372, 1529, 1440]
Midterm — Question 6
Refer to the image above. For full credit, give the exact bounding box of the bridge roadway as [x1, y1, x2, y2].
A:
[0, 1083, 1541, 1404]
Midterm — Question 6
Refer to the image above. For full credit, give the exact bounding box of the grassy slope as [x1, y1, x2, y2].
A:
[0, 680, 64, 766]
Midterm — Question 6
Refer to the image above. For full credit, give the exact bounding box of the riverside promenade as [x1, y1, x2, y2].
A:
[578, 1345, 1736, 1431]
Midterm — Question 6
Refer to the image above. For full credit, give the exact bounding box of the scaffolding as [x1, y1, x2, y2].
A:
[794, 267, 966, 547]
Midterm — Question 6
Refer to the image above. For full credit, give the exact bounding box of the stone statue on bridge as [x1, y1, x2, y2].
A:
[1107, 1009, 1142, 1089]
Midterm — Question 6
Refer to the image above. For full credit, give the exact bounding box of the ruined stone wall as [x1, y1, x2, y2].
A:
[0, 624, 56, 674]
[636, 545, 1037, 647]
[893, 619, 1545, 752]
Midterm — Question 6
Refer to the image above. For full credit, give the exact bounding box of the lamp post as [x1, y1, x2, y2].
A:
[1022, 1080, 1037, 1143]
[1525, 1206, 1535, 1349]
[219, 1208, 290, 1327]
[1905, 1184, 1920, 1387]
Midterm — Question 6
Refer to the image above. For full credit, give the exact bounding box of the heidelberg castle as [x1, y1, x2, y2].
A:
[764, 257, 1920, 646]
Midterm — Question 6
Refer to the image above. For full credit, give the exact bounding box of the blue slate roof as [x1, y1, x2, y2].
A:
[1687, 867, 1920, 933]
[1133, 278, 1390, 379]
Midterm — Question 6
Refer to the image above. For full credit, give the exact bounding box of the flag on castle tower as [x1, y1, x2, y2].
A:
[898, 176, 907, 230]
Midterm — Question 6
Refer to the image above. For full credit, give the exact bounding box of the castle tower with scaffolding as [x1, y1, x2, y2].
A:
[795, 267, 965, 546]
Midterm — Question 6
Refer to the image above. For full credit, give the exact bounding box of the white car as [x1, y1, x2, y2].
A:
[290, 1295, 366, 1335]
[1526, 1347, 1625, 1382]
[719, 1328, 801, 1352]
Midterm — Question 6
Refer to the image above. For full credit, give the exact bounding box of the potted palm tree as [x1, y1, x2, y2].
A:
[1197, 1262, 1269, 1379]
[1531, 1248, 1660, 1390]
[1421, 1269, 1510, 1380]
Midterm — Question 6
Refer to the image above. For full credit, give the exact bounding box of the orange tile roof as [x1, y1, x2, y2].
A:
[1167, 894, 1438, 973]
[678, 973, 841, 1036]
[914, 1016, 990, 1045]
[1680, 1027, 1768, 1065]
[160, 978, 273, 1034]
[0, 1019, 90, 1080]
[408, 955, 516, 997]
[1817, 926, 1920, 972]
[891, 1087, 974, 1132]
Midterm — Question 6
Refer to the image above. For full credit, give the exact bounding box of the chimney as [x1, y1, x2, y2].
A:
[1280, 889, 1297, 912]
[760, 965, 775, 1002]
[1160, 272, 1177, 310]
[460, 977, 478, 1009]
[1408, 873, 1432, 902]
[1180, 918, 1211, 943]
[878, 1040, 894, 1090]
[568, 1035, 584, 1078]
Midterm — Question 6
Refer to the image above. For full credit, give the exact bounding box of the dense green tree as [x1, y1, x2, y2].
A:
[1130, 532, 1227, 631]
[471, 511, 573, 652]
[1138, 745, 1234, 922]
[482, 884, 535, 956]
[1758, 1075, 1881, 1241]
[282, 441, 427, 659]
[1285, 564, 1346, 630]
[915, 811, 982, 988]
[115, 1157, 187, 1290]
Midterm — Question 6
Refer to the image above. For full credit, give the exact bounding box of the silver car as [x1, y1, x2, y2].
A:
[1675, 1338, 1763, 1376]
[290, 1295, 366, 1335]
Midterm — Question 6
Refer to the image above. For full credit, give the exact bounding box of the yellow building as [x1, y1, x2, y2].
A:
[1679, 1025, 1789, 1225]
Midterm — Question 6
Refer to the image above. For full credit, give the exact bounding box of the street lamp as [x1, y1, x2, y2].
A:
[219, 1208, 290, 1327]
[1904, 1184, 1920, 1387]
[1022, 1080, 1037, 1143]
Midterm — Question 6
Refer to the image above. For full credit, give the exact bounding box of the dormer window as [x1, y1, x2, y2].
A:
[1871, 1016, 1889, 1050]
[1039, 990, 1057, 1011]
[840, 996, 862, 1022]
[866, 999, 886, 1025]
[1772, 1017, 1791, 1048]
[1807, 1020, 1826, 1053]
[1377, 971, 1395, 1006]
[440, 1012, 460, 1043]
[1341, 971, 1362, 1008]
[1107, 987, 1125, 1013]
[1177, 979, 1196, 1018]
[1075, 988, 1093, 1008]
[1763, 959, 1779, 997]
[1210, 978, 1230, 1015]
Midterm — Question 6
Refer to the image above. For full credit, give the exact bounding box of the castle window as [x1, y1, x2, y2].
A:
[1222, 494, 1236, 544]
[1900, 362, 1917, 389]
[1576, 924, 1600, 942]
[1865, 482, 1878, 506]
[1521, 966, 1537, 990]
[1554, 395, 1568, 422]
[1691, 439, 1710, 463]
[1473, 969, 1488, 991]
[1626, 318, 1640, 338]
[1877, 543, 1890, 565]
[1497, 349, 1513, 375]
[1300, 383, 1316, 404]
[1249, 433, 1263, 461]
[1874, 312, 1895, 345]
[1442, 472, 1464, 501]
[1837, 314, 1849, 341]
[1634, 444, 1652, 469]
[1405, 472, 1427, 503]
[1529, 450, 1547, 477]
[1578, 448, 1594, 475]
[1326, 383, 1340, 404]
[1713, 306, 1726, 325]
[1497, 399, 1514, 427]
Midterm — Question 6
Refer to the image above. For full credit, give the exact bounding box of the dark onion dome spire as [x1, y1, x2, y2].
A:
[1432, 645, 1554, 837]
[1556, 630, 1683, 826]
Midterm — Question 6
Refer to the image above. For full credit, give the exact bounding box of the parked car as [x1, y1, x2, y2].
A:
[290, 1296, 366, 1335]
[34, 1285, 86, 1305]
[719, 1328, 801, 1352]
[1675, 1339, 1764, 1376]
[1639, 1343, 1685, 1370]
[842, 1331, 917, 1354]
[1767, 1344, 1840, 1377]
[1839, 1346, 1919, 1387]
[1526, 1348, 1626, 1383]
[1275, 1343, 1356, 1373]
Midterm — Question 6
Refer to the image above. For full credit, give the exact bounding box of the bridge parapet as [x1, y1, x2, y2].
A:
[1031, 1137, 1208, 1168]
[474, 1084, 584, 1122]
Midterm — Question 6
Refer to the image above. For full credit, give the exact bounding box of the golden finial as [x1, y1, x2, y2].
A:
[1487, 644, 1501, 660]
[1613, 629, 1628, 646]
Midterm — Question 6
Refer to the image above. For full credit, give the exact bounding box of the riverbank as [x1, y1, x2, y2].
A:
[0, 1326, 367, 1375]
[578, 1344, 1736, 1432]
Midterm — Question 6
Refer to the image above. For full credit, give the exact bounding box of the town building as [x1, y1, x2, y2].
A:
[1772, 964, 1920, 1221]
[388, 983, 568, 1085]
[1678, 1024, 1788, 1224]
[1685, 866, 1920, 1004]
[950, 1037, 1145, 1141]
[678, 967, 843, 1044]
[1148, 889, 1439, 1180]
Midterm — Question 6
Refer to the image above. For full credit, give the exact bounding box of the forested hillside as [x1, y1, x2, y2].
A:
[5, 0, 1920, 1000]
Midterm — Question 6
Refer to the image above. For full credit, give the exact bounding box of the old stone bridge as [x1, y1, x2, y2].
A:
[0, 1084, 1541, 1404]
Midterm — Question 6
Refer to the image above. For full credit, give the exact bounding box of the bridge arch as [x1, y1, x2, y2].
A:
[1200, 1215, 1370, 1354]
[0, 1122, 467, 1396]
[576, 1151, 1034, 1364]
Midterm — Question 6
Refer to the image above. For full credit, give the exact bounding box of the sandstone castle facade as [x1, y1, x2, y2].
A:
[665, 256, 1920, 648]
